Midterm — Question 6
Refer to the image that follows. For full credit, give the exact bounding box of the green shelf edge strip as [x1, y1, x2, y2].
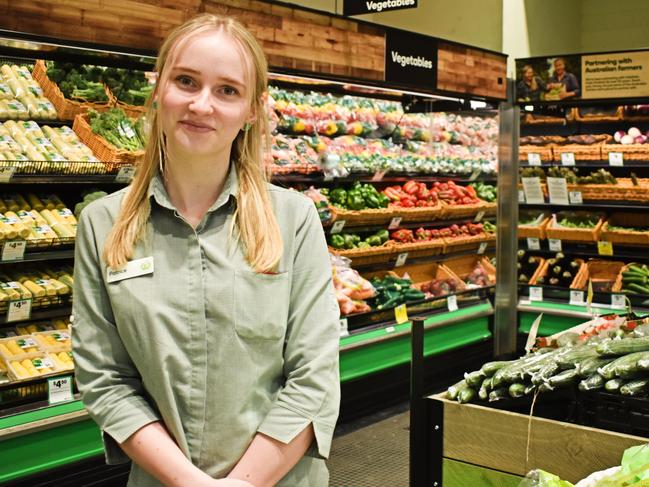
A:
[0, 400, 85, 430]
[443, 458, 522, 487]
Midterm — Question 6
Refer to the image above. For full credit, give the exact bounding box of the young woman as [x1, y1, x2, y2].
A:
[72, 14, 340, 487]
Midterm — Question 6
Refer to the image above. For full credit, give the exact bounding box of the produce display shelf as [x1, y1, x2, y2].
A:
[0, 305, 71, 326]
[519, 287, 649, 312]
[520, 201, 649, 211]
[520, 160, 649, 169]
[323, 215, 496, 233]
[0, 248, 74, 264]
[352, 245, 496, 272]
[520, 241, 649, 264]
[271, 172, 498, 185]
[0, 119, 68, 127]
[344, 286, 493, 334]
[0, 174, 129, 184]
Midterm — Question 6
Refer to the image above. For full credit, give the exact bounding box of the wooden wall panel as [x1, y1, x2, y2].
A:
[437, 42, 507, 99]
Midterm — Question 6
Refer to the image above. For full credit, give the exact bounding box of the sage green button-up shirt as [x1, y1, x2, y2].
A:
[71, 168, 341, 486]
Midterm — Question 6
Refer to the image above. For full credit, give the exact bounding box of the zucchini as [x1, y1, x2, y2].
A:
[447, 379, 468, 400]
[457, 387, 476, 404]
[596, 337, 649, 356]
[577, 356, 614, 378]
[464, 370, 486, 388]
[605, 378, 625, 392]
[508, 383, 526, 398]
[548, 368, 579, 389]
[488, 388, 509, 402]
[480, 360, 514, 377]
[578, 373, 605, 391]
[620, 378, 649, 396]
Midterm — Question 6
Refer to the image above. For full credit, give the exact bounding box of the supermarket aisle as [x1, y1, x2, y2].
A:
[328, 409, 410, 486]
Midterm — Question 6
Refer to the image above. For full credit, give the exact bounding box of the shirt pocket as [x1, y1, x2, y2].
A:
[233, 270, 290, 340]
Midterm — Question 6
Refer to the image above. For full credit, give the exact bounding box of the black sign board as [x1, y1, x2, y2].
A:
[344, 0, 417, 16]
[384, 30, 436, 90]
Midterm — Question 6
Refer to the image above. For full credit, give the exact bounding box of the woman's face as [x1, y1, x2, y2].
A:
[554, 60, 565, 76]
[159, 30, 254, 161]
[524, 68, 533, 81]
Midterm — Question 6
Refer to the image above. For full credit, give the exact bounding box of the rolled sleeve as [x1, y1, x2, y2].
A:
[71, 208, 160, 464]
[257, 202, 340, 458]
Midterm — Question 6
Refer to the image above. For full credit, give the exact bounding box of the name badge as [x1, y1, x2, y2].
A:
[107, 257, 154, 283]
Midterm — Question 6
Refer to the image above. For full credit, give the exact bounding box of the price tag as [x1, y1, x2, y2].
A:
[521, 177, 544, 204]
[394, 304, 408, 324]
[529, 287, 543, 302]
[330, 220, 346, 234]
[569, 191, 583, 204]
[447, 294, 458, 312]
[0, 166, 15, 183]
[395, 252, 408, 267]
[323, 172, 334, 182]
[7, 298, 32, 322]
[547, 177, 570, 205]
[477, 242, 488, 255]
[339, 318, 349, 337]
[518, 189, 525, 203]
[469, 169, 482, 181]
[608, 152, 624, 166]
[388, 217, 402, 230]
[371, 170, 387, 181]
[611, 294, 626, 309]
[527, 153, 542, 166]
[597, 241, 614, 256]
[474, 211, 485, 223]
[115, 165, 136, 183]
[527, 237, 541, 250]
[561, 152, 576, 166]
[48, 375, 74, 405]
[1, 240, 26, 261]
[569, 290, 585, 305]
[548, 239, 562, 252]
[385, 325, 396, 333]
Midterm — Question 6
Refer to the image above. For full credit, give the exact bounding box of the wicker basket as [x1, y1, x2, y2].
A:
[392, 239, 445, 260]
[531, 258, 584, 288]
[519, 216, 550, 239]
[268, 163, 321, 175]
[574, 106, 624, 122]
[519, 145, 554, 162]
[601, 143, 649, 161]
[32, 60, 113, 121]
[115, 101, 146, 120]
[481, 201, 497, 217]
[553, 143, 603, 162]
[443, 233, 489, 253]
[396, 201, 444, 223]
[330, 206, 396, 226]
[612, 263, 644, 293]
[600, 213, 649, 246]
[328, 241, 396, 266]
[545, 214, 604, 242]
[573, 259, 625, 293]
[440, 200, 487, 219]
[523, 113, 567, 125]
[73, 113, 144, 169]
[568, 179, 649, 202]
[407, 262, 467, 293]
[622, 106, 649, 122]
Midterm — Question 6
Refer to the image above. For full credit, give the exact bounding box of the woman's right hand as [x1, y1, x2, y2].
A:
[213, 480, 256, 487]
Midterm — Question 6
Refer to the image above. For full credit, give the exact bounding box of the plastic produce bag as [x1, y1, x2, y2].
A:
[330, 254, 375, 316]
[518, 470, 574, 487]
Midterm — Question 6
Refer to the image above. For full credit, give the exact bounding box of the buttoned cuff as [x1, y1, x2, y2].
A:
[92, 395, 160, 464]
[257, 403, 335, 459]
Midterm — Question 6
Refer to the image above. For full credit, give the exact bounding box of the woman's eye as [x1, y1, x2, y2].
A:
[176, 75, 195, 88]
[221, 86, 239, 96]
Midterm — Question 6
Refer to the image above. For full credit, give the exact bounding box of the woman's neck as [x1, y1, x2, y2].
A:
[164, 150, 230, 228]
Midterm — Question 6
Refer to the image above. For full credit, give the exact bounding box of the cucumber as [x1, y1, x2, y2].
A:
[480, 377, 493, 392]
[556, 345, 599, 369]
[508, 383, 526, 398]
[480, 360, 514, 377]
[627, 283, 649, 295]
[605, 378, 625, 392]
[464, 370, 486, 388]
[620, 378, 649, 396]
[488, 388, 509, 402]
[615, 351, 649, 379]
[478, 385, 489, 401]
[531, 361, 561, 385]
[598, 352, 649, 379]
[458, 387, 476, 404]
[447, 379, 468, 400]
[578, 356, 615, 378]
[578, 373, 605, 391]
[596, 337, 649, 356]
[548, 368, 579, 389]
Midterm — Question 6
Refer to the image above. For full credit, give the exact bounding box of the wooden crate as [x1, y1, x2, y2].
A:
[545, 214, 604, 243]
[518, 215, 549, 239]
[363, 261, 466, 295]
[443, 255, 496, 286]
[429, 394, 647, 484]
[600, 213, 649, 246]
[572, 259, 626, 293]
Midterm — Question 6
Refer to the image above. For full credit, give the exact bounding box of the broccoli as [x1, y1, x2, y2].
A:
[88, 108, 144, 152]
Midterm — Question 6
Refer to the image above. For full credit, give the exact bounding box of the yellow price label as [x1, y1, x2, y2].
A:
[394, 304, 408, 324]
[597, 241, 614, 256]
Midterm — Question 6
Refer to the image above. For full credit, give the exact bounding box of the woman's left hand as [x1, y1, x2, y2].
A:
[214, 480, 256, 487]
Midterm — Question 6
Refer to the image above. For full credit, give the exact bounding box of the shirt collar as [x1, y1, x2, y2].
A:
[148, 164, 240, 213]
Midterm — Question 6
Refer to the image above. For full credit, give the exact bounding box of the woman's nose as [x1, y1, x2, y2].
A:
[188, 89, 214, 114]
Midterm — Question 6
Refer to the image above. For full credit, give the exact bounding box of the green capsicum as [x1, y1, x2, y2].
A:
[330, 234, 345, 249]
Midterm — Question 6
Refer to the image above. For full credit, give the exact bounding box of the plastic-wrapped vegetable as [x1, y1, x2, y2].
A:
[330, 254, 375, 316]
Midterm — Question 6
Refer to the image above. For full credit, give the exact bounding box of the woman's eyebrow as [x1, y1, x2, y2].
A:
[170, 66, 246, 88]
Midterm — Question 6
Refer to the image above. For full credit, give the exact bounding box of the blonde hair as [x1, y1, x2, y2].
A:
[103, 14, 283, 273]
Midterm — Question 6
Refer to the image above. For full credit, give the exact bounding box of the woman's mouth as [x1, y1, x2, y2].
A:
[179, 120, 214, 133]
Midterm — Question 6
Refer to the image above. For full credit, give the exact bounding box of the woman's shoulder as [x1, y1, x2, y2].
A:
[267, 183, 313, 210]
[78, 187, 129, 226]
